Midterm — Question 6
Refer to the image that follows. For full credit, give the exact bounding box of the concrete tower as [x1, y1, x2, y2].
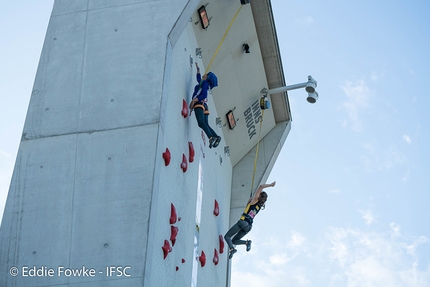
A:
[0, 0, 291, 286]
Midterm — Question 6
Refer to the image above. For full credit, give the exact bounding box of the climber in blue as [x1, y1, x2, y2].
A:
[189, 62, 221, 149]
[224, 181, 276, 259]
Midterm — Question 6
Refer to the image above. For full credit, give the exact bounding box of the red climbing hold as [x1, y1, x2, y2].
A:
[170, 203, 177, 225]
[170, 226, 179, 246]
[199, 250, 206, 267]
[162, 240, 172, 259]
[162, 148, 171, 166]
[219, 234, 225, 254]
[213, 199, 219, 216]
[188, 141, 195, 163]
[182, 99, 188, 118]
[182, 258, 185, 263]
[213, 248, 219, 265]
[181, 154, 188, 172]
[176, 266, 179, 271]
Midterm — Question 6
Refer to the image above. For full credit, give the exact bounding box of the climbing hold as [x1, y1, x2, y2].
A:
[170, 203, 177, 224]
[170, 226, 179, 246]
[181, 154, 188, 172]
[213, 199, 219, 216]
[162, 148, 171, 166]
[198, 250, 206, 267]
[182, 258, 185, 263]
[213, 248, 219, 265]
[182, 99, 188, 118]
[162, 240, 172, 259]
[188, 142, 195, 163]
[176, 266, 179, 271]
[219, 234, 225, 254]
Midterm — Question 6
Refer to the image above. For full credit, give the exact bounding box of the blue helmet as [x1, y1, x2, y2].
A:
[206, 72, 218, 89]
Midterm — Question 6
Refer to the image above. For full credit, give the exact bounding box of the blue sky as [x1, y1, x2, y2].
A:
[231, 0, 430, 286]
[1, 1, 429, 286]
[0, 0, 53, 221]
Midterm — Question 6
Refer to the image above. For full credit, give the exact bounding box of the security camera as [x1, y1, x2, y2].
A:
[305, 75, 317, 93]
[306, 91, 318, 104]
[264, 75, 319, 103]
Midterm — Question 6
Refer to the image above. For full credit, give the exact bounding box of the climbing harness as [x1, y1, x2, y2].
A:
[193, 103, 210, 115]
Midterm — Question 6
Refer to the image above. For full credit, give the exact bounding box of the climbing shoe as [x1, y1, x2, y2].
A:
[246, 240, 252, 252]
[212, 136, 222, 148]
[228, 248, 237, 259]
[209, 137, 216, 148]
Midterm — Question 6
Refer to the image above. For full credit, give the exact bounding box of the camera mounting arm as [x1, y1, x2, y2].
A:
[261, 75, 319, 103]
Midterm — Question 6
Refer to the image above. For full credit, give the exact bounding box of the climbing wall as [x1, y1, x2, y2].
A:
[143, 22, 233, 287]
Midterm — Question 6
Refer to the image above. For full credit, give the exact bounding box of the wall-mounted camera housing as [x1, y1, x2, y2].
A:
[306, 91, 319, 104]
[305, 75, 317, 93]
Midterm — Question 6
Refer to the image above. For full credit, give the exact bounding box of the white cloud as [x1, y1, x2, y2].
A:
[360, 143, 407, 172]
[232, 225, 430, 287]
[345, 256, 401, 287]
[403, 134, 412, 144]
[359, 209, 375, 225]
[327, 227, 351, 267]
[330, 189, 341, 194]
[406, 236, 429, 256]
[295, 16, 315, 25]
[390, 222, 401, 237]
[231, 270, 268, 287]
[402, 169, 410, 182]
[288, 231, 306, 249]
[325, 226, 430, 287]
[362, 141, 375, 152]
[269, 253, 289, 265]
[0, 150, 12, 157]
[340, 80, 371, 132]
[371, 71, 385, 81]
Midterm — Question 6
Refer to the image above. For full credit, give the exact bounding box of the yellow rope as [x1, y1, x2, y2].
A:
[198, 4, 260, 196]
[250, 109, 265, 197]
[205, 5, 243, 72]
